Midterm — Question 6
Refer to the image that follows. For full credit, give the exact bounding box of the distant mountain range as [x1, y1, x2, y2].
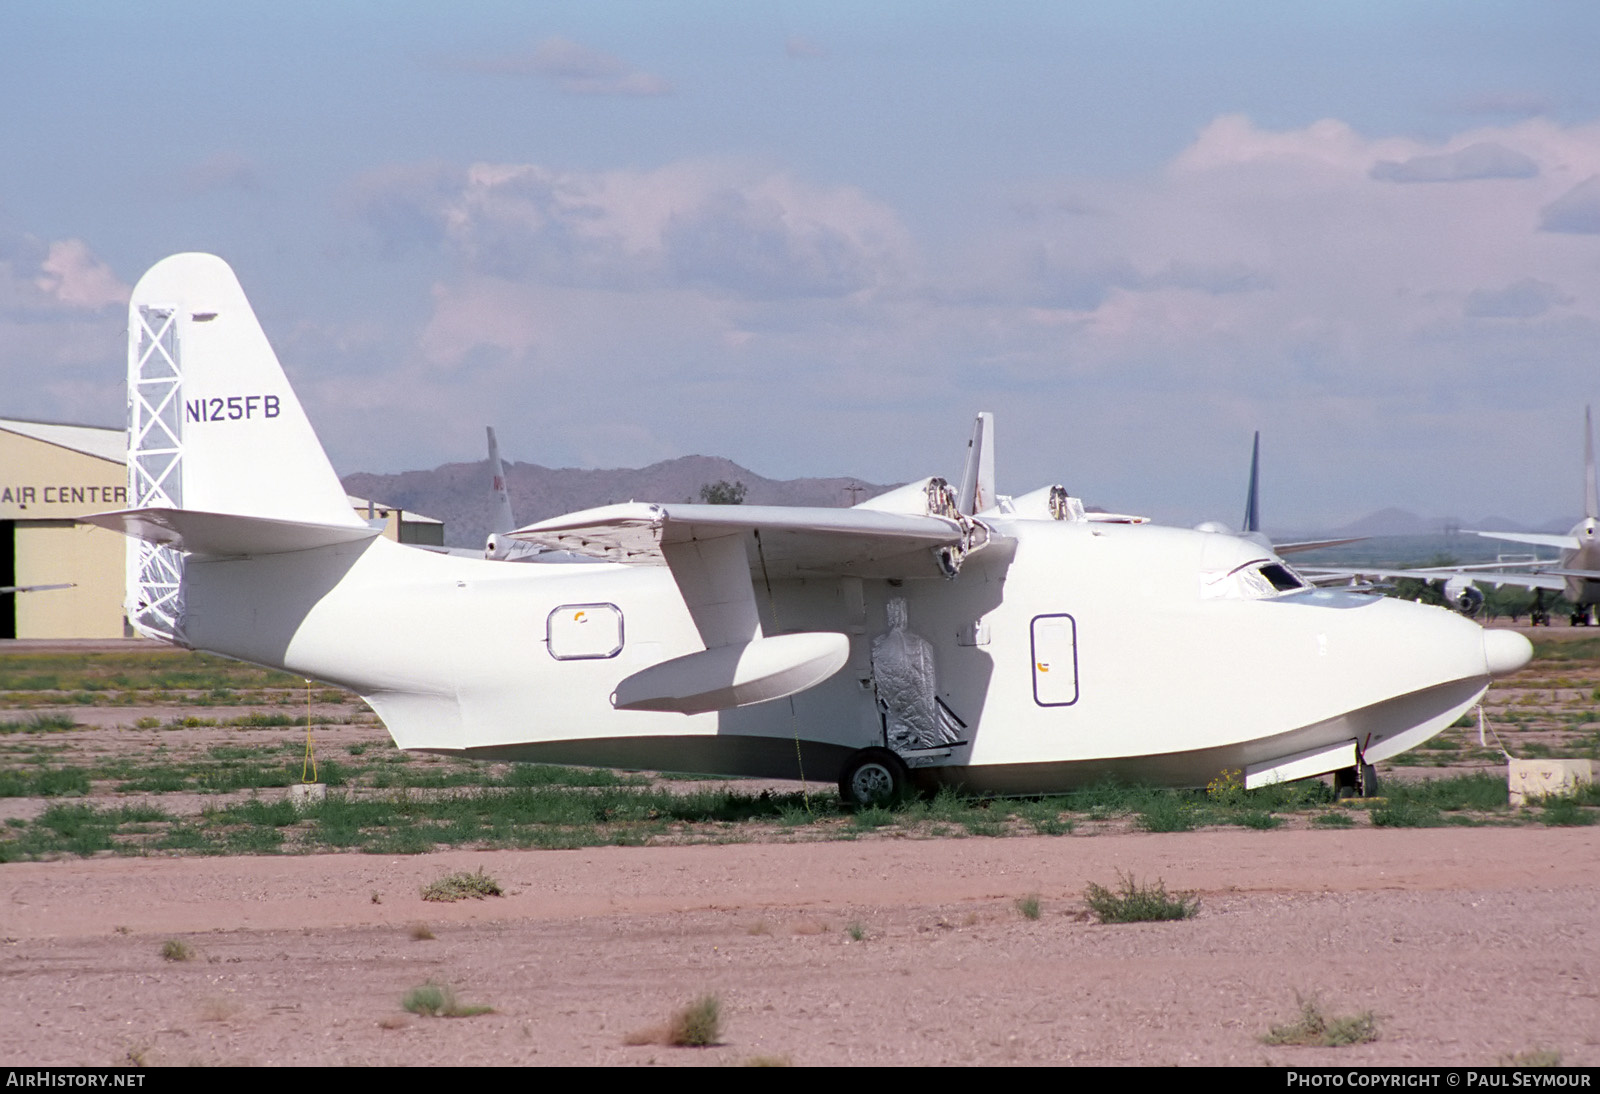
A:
[343, 455, 892, 549]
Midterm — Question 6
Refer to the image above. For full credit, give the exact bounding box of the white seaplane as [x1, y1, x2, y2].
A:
[88, 254, 1532, 804]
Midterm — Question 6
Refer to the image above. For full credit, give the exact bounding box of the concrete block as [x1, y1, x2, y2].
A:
[289, 782, 327, 806]
[1507, 759, 1593, 807]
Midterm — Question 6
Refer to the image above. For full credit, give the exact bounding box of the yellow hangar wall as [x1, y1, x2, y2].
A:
[2, 421, 450, 640]
[1, 425, 130, 639]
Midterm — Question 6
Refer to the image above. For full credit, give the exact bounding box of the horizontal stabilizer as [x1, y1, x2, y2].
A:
[85, 507, 379, 559]
[611, 632, 850, 714]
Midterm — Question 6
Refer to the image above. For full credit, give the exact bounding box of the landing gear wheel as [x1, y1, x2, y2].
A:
[1359, 762, 1380, 799]
[1334, 763, 1381, 799]
[1332, 766, 1359, 801]
[838, 748, 910, 808]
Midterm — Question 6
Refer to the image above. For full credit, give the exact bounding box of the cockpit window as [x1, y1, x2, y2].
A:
[1258, 563, 1305, 592]
[1200, 559, 1308, 600]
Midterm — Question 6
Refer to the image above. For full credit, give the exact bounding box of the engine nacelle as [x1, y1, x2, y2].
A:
[1443, 574, 1484, 617]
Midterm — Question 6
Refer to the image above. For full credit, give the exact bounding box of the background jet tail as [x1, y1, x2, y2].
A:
[110, 253, 370, 640]
[1585, 406, 1597, 521]
[487, 426, 516, 535]
[1241, 431, 1262, 535]
[956, 411, 995, 516]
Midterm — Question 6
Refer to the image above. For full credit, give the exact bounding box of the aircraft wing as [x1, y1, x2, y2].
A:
[1273, 536, 1365, 555]
[1472, 530, 1581, 551]
[1298, 564, 1568, 592]
[513, 501, 995, 580]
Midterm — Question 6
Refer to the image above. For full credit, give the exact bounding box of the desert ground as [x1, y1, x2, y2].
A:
[1, 631, 1597, 1067]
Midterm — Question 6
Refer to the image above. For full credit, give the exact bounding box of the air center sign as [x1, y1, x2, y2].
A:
[1, 484, 128, 514]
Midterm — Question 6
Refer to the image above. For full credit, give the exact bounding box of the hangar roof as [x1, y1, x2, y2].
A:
[0, 419, 123, 465]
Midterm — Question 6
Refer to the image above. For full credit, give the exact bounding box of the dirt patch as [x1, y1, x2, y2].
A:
[3, 829, 1596, 1066]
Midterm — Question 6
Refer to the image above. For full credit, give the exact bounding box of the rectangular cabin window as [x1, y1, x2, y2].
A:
[547, 603, 624, 660]
[1030, 614, 1079, 707]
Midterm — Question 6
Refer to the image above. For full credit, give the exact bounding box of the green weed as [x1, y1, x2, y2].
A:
[1262, 997, 1377, 1047]
[1534, 795, 1596, 826]
[160, 939, 192, 962]
[1015, 893, 1041, 920]
[402, 982, 493, 1018]
[421, 869, 503, 902]
[1084, 871, 1198, 923]
[1312, 811, 1356, 828]
[667, 994, 722, 1047]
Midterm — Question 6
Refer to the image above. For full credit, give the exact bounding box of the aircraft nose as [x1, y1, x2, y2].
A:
[1483, 629, 1533, 678]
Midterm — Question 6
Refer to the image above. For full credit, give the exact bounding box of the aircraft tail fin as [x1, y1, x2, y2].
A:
[956, 411, 995, 516]
[487, 426, 516, 536]
[1586, 406, 1597, 521]
[1241, 431, 1262, 535]
[114, 253, 369, 640]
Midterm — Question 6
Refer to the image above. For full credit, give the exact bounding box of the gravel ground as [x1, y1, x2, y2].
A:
[2, 827, 1595, 1067]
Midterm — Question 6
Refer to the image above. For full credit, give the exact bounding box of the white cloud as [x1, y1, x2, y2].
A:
[321, 116, 1600, 524]
[1465, 278, 1572, 318]
[352, 159, 911, 314]
[443, 36, 671, 96]
[1370, 142, 1538, 183]
[184, 151, 261, 194]
[785, 36, 827, 59]
[33, 240, 128, 310]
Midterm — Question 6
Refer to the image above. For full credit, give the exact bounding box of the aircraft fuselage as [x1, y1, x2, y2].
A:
[179, 516, 1510, 793]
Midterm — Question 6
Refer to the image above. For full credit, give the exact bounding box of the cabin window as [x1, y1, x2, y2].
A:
[1030, 614, 1079, 707]
[547, 603, 624, 660]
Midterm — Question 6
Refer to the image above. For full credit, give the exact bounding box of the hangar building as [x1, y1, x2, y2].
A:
[2, 418, 444, 640]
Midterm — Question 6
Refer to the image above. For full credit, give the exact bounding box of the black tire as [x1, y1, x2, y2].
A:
[1332, 766, 1359, 801]
[838, 748, 910, 808]
[1359, 762, 1380, 799]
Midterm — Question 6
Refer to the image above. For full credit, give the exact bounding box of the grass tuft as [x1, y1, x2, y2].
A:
[160, 939, 192, 962]
[1015, 893, 1041, 920]
[421, 868, 503, 902]
[1084, 871, 1198, 923]
[1263, 996, 1378, 1047]
[667, 994, 722, 1047]
[402, 981, 493, 1018]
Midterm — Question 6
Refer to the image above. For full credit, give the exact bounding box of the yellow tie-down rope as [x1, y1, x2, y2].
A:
[301, 679, 318, 784]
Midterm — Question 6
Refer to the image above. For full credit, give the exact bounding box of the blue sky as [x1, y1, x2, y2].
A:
[4, 2, 1600, 531]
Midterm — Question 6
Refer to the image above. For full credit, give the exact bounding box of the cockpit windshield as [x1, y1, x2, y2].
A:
[1201, 559, 1309, 600]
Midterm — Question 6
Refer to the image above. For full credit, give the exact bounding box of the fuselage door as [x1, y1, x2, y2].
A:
[1030, 613, 1079, 707]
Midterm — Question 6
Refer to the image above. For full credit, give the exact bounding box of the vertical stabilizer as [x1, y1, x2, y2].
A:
[1586, 407, 1597, 521]
[956, 411, 996, 516]
[487, 426, 516, 536]
[1241, 431, 1262, 534]
[123, 254, 365, 641]
[128, 254, 363, 529]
